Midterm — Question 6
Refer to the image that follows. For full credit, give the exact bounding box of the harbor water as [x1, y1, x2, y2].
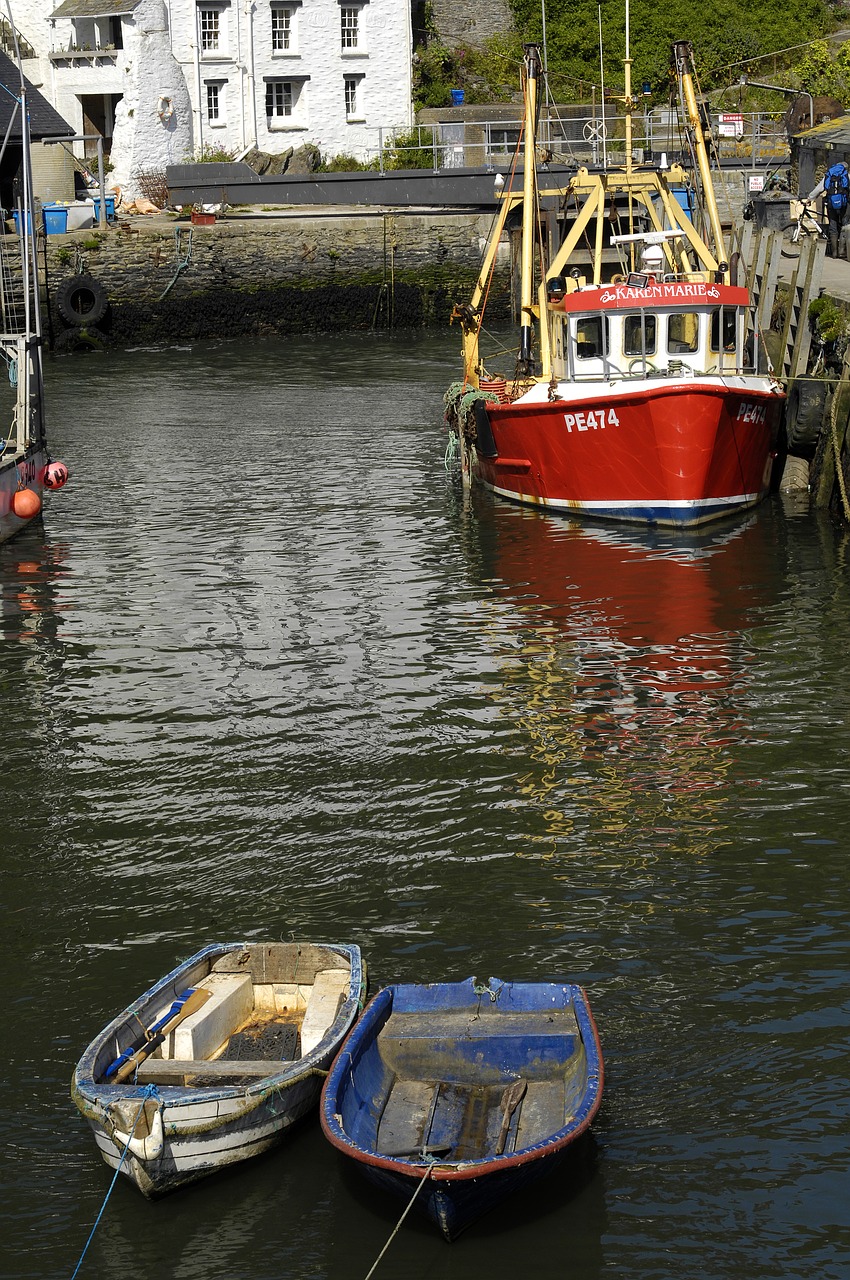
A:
[2, 331, 850, 1279]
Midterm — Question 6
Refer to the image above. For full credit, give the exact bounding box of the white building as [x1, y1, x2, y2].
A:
[8, 0, 414, 198]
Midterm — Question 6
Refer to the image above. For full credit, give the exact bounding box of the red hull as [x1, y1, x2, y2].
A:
[476, 379, 783, 527]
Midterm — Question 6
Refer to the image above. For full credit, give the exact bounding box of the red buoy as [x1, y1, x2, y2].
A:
[44, 461, 69, 490]
[12, 488, 41, 518]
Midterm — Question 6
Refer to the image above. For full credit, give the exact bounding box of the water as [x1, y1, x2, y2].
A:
[2, 332, 850, 1280]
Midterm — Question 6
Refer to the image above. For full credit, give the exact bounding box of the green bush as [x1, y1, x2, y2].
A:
[382, 128, 435, 170]
[193, 144, 237, 163]
[318, 152, 379, 172]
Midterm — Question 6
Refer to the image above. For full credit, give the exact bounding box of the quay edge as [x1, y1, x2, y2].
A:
[39, 209, 511, 346]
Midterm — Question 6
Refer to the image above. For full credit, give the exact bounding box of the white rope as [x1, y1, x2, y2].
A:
[362, 1165, 434, 1280]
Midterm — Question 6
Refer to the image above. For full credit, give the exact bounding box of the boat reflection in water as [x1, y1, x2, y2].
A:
[466, 501, 779, 860]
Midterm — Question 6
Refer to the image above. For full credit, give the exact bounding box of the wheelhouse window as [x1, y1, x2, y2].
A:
[667, 312, 700, 354]
[574, 316, 607, 360]
[709, 307, 737, 352]
[340, 6, 359, 49]
[623, 313, 657, 356]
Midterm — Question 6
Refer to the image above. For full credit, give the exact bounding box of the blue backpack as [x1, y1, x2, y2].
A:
[827, 163, 849, 210]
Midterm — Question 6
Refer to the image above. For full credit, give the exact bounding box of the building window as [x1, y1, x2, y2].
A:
[206, 81, 225, 124]
[266, 79, 294, 118]
[344, 75, 364, 120]
[271, 6, 292, 51]
[199, 6, 221, 53]
[340, 6, 358, 49]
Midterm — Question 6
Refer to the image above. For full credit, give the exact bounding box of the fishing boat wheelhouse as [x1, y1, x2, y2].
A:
[445, 39, 785, 528]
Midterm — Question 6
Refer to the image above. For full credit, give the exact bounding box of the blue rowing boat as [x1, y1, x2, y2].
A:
[320, 975, 603, 1239]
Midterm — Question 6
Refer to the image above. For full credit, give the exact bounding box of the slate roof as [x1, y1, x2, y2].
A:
[795, 114, 850, 149]
[0, 50, 74, 140]
[50, 0, 140, 16]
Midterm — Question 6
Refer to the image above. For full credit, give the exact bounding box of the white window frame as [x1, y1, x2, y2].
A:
[339, 3, 366, 55]
[197, 3, 229, 58]
[270, 3, 297, 54]
[344, 74, 364, 122]
[264, 76, 308, 129]
[205, 79, 226, 126]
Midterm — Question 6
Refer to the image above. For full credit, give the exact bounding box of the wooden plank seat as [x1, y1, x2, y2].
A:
[300, 968, 349, 1054]
[134, 1058, 292, 1084]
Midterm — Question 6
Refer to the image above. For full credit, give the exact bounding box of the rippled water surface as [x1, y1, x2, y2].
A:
[2, 332, 850, 1280]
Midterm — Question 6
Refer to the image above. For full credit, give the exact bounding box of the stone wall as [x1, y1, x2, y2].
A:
[41, 210, 512, 345]
[427, 0, 514, 48]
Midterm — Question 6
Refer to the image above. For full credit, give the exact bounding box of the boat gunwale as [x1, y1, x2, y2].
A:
[488, 378, 784, 414]
[320, 979, 603, 1184]
[72, 940, 365, 1109]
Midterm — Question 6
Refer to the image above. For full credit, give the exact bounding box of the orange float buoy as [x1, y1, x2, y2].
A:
[12, 487, 41, 518]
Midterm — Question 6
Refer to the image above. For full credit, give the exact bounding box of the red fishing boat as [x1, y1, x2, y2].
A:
[445, 39, 784, 528]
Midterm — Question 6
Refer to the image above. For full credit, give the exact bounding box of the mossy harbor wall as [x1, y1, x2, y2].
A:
[42, 211, 510, 346]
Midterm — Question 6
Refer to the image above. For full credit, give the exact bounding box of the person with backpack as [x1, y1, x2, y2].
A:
[807, 160, 850, 256]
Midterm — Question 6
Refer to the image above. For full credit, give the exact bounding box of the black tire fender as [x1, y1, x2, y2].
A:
[785, 378, 829, 453]
[52, 324, 105, 354]
[55, 274, 109, 327]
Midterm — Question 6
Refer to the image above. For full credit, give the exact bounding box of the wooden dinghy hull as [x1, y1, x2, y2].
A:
[320, 976, 603, 1240]
[72, 940, 365, 1196]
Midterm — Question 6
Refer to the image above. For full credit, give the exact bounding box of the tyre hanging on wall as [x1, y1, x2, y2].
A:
[785, 378, 830, 454]
[56, 274, 109, 328]
[52, 324, 106, 354]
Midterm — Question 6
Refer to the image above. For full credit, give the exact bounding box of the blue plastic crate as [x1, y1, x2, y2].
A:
[91, 195, 116, 222]
[42, 204, 68, 235]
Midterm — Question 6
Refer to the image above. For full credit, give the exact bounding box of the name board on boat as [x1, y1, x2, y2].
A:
[559, 283, 749, 312]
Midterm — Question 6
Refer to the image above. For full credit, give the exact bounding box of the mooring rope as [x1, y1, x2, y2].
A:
[362, 1165, 434, 1280]
[69, 1085, 160, 1279]
[158, 227, 193, 301]
[830, 384, 850, 522]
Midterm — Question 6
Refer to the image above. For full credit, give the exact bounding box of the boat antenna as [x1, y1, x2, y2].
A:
[541, 0, 550, 100]
[598, 3, 608, 168]
[623, 0, 633, 175]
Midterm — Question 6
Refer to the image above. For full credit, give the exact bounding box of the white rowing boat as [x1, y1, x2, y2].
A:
[72, 940, 365, 1196]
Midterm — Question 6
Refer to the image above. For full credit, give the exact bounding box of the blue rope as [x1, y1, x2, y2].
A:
[70, 1085, 160, 1280]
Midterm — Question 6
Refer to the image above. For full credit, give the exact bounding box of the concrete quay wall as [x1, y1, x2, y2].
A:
[42, 210, 511, 345]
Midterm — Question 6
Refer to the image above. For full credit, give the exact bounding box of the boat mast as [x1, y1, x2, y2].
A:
[3, 0, 44, 450]
[519, 43, 541, 374]
[623, 0, 632, 177]
[672, 39, 727, 279]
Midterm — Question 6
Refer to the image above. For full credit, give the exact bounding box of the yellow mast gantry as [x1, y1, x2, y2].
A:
[457, 37, 729, 388]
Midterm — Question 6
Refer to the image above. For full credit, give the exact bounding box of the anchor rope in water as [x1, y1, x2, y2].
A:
[69, 1084, 160, 1280]
[158, 227, 193, 301]
[362, 1164, 434, 1280]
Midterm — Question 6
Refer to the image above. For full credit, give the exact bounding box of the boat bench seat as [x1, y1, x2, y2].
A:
[134, 1058, 291, 1084]
[376, 1077, 569, 1159]
[300, 968, 349, 1055]
[379, 1010, 579, 1083]
[384, 1010, 577, 1039]
[164, 972, 254, 1061]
